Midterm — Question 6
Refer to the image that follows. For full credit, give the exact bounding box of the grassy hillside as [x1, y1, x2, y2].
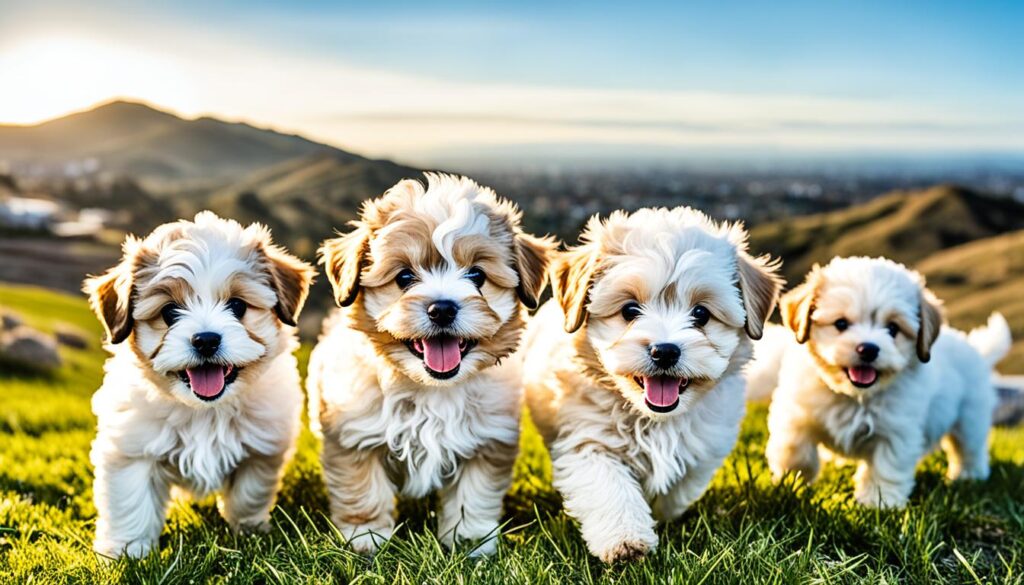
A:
[1, 283, 1021, 583]
[205, 153, 422, 257]
[750, 185, 1024, 285]
[918, 230, 1024, 374]
[750, 185, 1024, 374]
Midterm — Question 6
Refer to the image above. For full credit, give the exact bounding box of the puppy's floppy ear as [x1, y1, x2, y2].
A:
[552, 246, 598, 333]
[263, 244, 316, 327]
[83, 238, 144, 344]
[737, 252, 784, 340]
[320, 223, 372, 307]
[513, 233, 557, 310]
[780, 265, 821, 344]
[916, 289, 943, 363]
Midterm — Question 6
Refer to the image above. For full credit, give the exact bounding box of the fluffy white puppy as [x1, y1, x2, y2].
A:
[85, 212, 315, 558]
[522, 207, 782, 563]
[762, 257, 1011, 508]
[307, 174, 553, 556]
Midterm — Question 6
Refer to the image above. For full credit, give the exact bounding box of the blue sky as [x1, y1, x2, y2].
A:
[1, 0, 1022, 163]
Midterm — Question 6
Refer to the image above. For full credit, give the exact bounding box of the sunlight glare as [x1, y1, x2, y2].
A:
[0, 36, 197, 124]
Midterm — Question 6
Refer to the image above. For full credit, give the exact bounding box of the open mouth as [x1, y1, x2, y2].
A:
[634, 375, 689, 413]
[404, 335, 477, 380]
[845, 365, 879, 388]
[176, 363, 240, 401]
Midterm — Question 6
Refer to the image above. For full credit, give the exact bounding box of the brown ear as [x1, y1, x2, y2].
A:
[514, 233, 557, 310]
[780, 266, 821, 344]
[320, 224, 371, 307]
[737, 252, 784, 340]
[916, 290, 943, 363]
[263, 245, 316, 326]
[83, 244, 140, 344]
[552, 246, 599, 333]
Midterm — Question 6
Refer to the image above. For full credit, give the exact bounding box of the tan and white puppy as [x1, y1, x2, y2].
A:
[522, 207, 782, 563]
[85, 212, 315, 558]
[763, 257, 1011, 508]
[307, 173, 553, 556]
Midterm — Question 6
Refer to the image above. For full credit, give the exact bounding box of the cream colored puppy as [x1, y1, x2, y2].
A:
[523, 207, 782, 563]
[85, 212, 315, 558]
[307, 173, 553, 556]
[764, 257, 1010, 508]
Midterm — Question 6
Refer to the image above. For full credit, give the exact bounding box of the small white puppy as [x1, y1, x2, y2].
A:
[522, 207, 782, 563]
[85, 212, 315, 558]
[307, 174, 553, 555]
[761, 256, 1011, 508]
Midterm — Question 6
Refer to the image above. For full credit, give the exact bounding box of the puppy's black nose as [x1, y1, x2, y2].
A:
[191, 332, 221, 358]
[856, 342, 880, 363]
[649, 343, 681, 369]
[427, 300, 459, 327]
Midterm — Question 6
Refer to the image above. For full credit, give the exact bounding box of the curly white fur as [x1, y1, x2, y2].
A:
[87, 213, 311, 558]
[523, 207, 781, 563]
[761, 257, 1009, 508]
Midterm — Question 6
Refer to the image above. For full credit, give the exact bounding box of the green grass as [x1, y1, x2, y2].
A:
[1, 283, 1022, 584]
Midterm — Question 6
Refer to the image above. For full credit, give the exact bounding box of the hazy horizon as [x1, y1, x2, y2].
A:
[2, 0, 1022, 167]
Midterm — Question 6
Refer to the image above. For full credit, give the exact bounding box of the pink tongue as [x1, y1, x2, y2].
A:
[186, 364, 226, 397]
[643, 376, 681, 407]
[848, 366, 878, 385]
[422, 336, 462, 373]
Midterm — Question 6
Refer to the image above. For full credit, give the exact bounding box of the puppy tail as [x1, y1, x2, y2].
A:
[967, 312, 1013, 369]
[744, 324, 790, 401]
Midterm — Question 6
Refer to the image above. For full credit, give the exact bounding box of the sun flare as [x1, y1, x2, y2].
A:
[0, 36, 196, 125]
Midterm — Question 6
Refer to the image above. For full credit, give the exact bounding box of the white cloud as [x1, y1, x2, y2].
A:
[1, 27, 1022, 162]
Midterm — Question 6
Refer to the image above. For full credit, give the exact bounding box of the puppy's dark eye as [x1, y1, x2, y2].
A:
[886, 322, 900, 338]
[161, 303, 182, 327]
[395, 268, 416, 290]
[226, 298, 247, 320]
[691, 304, 711, 327]
[835, 318, 849, 332]
[465, 266, 486, 289]
[621, 302, 642, 322]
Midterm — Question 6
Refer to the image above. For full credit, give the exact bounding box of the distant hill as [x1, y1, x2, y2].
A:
[750, 185, 1024, 373]
[749, 185, 1024, 285]
[0, 101, 367, 189]
[917, 230, 1024, 373]
[204, 152, 420, 256]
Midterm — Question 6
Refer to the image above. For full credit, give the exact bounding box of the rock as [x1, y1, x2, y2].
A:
[55, 325, 90, 349]
[0, 327, 61, 372]
[1, 311, 23, 331]
[994, 385, 1024, 428]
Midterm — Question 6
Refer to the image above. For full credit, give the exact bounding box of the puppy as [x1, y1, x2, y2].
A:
[85, 212, 315, 558]
[522, 207, 782, 563]
[307, 173, 553, 555]
[764, 257, 1011, 508]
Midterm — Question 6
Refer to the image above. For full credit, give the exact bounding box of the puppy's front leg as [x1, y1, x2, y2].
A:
[766, 410, 820, 483]
[93, 456, 170, 559]
[437, 441, 517, 556]
[219, 451, 289, 533]
[854, 437, 921, 508]
[553, 447, 657, 563]
[322, 437, 396, 554]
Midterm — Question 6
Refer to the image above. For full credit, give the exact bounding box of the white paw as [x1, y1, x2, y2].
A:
[855, 486, 907, 509]
[948, 465, 989, 482]
[338, 523, 393, 555]
[595, 535, 658, 564]
[467, 536, 498, 557]
[94, 537, 156, 559]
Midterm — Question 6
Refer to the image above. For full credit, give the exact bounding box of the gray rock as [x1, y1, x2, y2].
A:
[1, 311, 23, 331]
[0, 326, 61, 372]
[55, 325, 89, 349]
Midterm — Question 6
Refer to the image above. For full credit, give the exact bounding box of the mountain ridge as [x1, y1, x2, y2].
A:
[0, 100, 365, 188]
